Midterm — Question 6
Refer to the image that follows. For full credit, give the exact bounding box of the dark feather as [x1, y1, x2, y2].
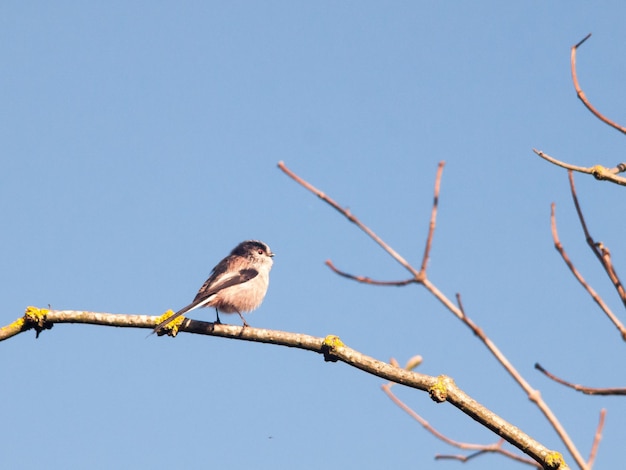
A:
[194, 268, 258, 301]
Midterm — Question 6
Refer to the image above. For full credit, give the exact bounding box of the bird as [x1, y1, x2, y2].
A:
[153, 240, 274, 334]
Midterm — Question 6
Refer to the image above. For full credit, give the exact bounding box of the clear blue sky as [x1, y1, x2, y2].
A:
[2, 3, 625, 469]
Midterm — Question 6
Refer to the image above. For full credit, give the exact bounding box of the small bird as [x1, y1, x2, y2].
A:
[153, 240, 274, 334]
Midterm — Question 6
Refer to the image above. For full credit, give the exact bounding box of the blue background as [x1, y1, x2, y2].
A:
[2, 2, 625, 469]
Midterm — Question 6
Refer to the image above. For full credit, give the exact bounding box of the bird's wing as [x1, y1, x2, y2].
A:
[193, 268, 259, 301]
[152, 268, 259, 334]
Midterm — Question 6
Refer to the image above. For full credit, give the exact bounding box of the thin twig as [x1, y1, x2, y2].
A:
[456, 293, 466, 319]
[532, 149, 626, 186]
[571, 33, 626, 135]
[382, 382, 540, 467]
[533, 149, 591, 173]
[382, 383, 481, 448]
[568, 171, 626, 311]
[550, 202, 626, 339]
[420, 161, 445, 274]
[587, 409, 606, 468]
[436, 449, 539, 467]
[535, 363, 626, 396]
[325, 260, 416, 286]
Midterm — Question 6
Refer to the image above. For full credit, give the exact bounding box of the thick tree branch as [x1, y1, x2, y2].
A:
[1, 306, 568, 470]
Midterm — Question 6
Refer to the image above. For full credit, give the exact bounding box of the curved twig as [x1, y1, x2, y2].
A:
[571, 33, 626, 135]
[382, 381, 540, 467]
[535, 363, 626, 396]
[325, 260, 416, 286]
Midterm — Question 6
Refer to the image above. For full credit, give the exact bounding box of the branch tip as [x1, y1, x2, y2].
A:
[574, 33, 592, 49]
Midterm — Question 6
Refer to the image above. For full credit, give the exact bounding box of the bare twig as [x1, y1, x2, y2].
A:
[532, 149, 626, 186]
[535, 363, 626, 396]
[278, 161, 582, 469]
[420, 161, 445, 274]
[436, 448, 539, 467]
[587, 410, 606, 468]
[533, 149, 592, 174]
[456, 293, 467, 319]
[382, 383, 482, 449]
[571, 33, 626, 135]
[325, 260, 415, 286]
[568, 171, 626, 311]
[550, 202, 626, 339]
[382, 381, 540, 467]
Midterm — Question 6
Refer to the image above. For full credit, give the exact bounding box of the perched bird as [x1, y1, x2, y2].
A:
[153, 240, 274, 334]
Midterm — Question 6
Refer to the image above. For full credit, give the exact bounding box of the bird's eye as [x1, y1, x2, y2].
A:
[258, 249, 263, 255]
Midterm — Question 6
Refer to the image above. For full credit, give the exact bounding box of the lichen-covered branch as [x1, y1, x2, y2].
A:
[1, 306, 568, 469]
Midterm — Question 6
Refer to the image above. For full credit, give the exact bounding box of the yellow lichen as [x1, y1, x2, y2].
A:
[321, 335, 344, 362]
[590, 165, 608, 180]
[429, 375, 450, 403]
[154, 310, 184, 337]
[24, 306, 49, 323]
[23, 306, 52, 337]
[323, 335, 344, 349]
[545, 451, 565, 469]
